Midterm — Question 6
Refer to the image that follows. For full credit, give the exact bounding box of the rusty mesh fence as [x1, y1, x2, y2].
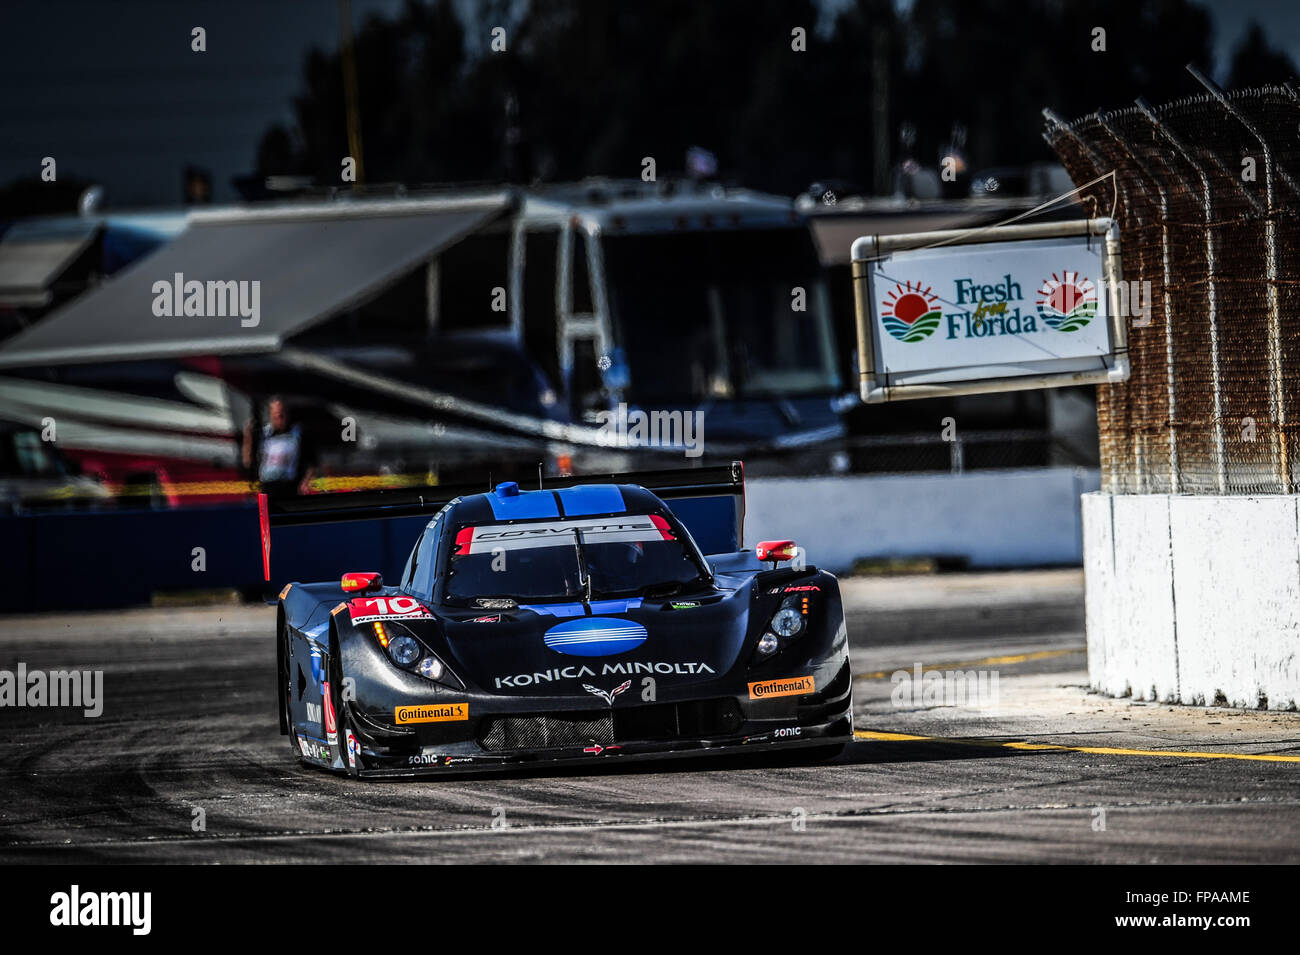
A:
[1045, 85, 1300, 495]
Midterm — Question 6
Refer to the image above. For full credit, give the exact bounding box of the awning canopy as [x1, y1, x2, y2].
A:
[0, 194, 511, 369]
[810, 211, 1001, 266]
[0, 220, 100, 308]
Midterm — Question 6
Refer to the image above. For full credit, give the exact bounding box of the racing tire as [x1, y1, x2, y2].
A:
[279, 621, 298, 755]
[327, 633, 362, 778]
[333, 681, 362, 779]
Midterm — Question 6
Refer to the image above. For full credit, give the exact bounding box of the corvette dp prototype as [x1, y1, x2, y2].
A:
[274, 471, 852, 777]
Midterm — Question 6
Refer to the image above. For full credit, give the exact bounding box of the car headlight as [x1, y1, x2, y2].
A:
[389, 634, 421, 667]
[771, 607, 804, 638]
[415, 656, 444, 681]
[756, 632, 779, 657]
[370, 620, 463, 688]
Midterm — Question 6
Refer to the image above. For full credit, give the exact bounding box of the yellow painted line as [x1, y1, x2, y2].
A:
[857, 647, 1083, 680]
[854, 729, 1300, 763]
[855, 730, 930, 742]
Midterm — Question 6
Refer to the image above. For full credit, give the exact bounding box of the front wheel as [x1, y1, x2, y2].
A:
[278, 620, 295, 746]
[336, 699, 362, 779]
[328, 638, 362, 778]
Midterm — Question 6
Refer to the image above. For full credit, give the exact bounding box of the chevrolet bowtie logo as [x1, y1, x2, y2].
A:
[582, 680, 632, 705]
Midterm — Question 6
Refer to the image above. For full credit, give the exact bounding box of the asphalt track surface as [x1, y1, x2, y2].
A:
[2, 569, 1298, 863]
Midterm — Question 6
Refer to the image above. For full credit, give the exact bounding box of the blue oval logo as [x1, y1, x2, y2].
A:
[543, 617, 647, 657]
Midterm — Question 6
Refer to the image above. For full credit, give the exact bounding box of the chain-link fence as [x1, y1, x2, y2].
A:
[1045, 83, 1300, 495]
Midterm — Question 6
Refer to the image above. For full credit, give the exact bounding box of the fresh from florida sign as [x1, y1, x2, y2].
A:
[880, 270, 1098, 344]
[860, 231, 1118, 388]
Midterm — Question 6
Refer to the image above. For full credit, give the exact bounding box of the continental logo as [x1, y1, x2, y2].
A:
[395, 702, 469, 724]
[748, 676, 815, 700]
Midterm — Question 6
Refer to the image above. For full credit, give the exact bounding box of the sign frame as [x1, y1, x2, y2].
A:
[851, 218, 1129, 403]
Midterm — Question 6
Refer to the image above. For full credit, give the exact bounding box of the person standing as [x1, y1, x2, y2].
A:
[242, 395, 317, 498]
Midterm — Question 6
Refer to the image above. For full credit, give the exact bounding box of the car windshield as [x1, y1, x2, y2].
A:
[443, 514, 706, 603]
[601, 228, 839, 402]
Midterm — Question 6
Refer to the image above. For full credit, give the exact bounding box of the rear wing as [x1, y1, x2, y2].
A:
[259, 461, 746, 582]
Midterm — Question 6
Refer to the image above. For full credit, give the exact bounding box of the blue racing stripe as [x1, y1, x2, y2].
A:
[487, 489, 560, 520]
[519, 602, 586, 618]
[589, 598, 643, 614]
[521, 598, 642, 617]
[556, 485, 626, 516]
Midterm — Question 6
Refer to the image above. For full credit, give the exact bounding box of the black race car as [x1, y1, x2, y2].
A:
[269, 464, 852, 776]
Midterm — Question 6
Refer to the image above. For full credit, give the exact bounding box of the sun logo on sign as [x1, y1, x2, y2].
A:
[1037, 271, 1097, 332]
[880, 281, 942, 343]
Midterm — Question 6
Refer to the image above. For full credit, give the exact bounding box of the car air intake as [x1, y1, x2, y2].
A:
[614, 698, 742, 741]
[477, 699, 743, 752]
[478, 712, 615, 751]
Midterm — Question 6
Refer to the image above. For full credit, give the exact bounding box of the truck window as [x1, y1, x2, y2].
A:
[523, 230, 561, 388]
[572, 231, 595, 315]
[437, 231, 511, 333]
[601, 227, 838, 402]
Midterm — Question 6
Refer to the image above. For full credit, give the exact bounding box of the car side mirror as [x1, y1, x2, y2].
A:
[756, 540, 797, 568]
[341, 572, 383, 593]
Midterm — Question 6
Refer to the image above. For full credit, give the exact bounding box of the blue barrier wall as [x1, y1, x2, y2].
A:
[0, 504, 263, 613]
[272, 515, 429, 590]
[0, 494, 743, 614]
[0, 505, 427, 613]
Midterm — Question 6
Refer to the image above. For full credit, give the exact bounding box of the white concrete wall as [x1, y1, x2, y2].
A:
[1082, 491, 1300, 711]
[1081, 492, 1116, 695]
[746, 467, 1099, 571]
[1111, 495, 1180, 702]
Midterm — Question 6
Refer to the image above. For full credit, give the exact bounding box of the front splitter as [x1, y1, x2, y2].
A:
[348, 717, 852, 779]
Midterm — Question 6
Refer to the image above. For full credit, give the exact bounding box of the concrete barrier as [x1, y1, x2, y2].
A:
[1082, 491, 1300, 711]
[746, 467, 1099, 572]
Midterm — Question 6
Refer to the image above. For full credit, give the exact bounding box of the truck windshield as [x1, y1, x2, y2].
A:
[601, 228, 839, 402]
[444, 514, 706, 603]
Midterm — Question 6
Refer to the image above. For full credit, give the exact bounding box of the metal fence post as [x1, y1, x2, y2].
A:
[1043, 108, 1128, 492]
[1096, 110, 1171, 494]
[1139, 96, 1241, 493]
[1188, 66, 1290, 492]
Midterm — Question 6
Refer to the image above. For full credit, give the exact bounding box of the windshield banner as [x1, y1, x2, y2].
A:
[454, 515, 674, 555]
